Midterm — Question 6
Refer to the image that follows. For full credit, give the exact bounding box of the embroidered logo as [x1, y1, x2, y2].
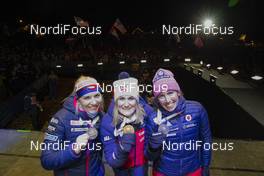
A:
[185, 114, 192, 121]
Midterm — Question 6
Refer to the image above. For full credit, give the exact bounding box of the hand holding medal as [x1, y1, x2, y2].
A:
[123, 124, 135, 134]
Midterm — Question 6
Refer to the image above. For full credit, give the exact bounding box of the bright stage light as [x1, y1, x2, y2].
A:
[119, 61, 125, 64]
[200, 60, 203, 65]
[217, 66, 223, 70]
[206, 64, 211, 68]
[97, 62, 103, 66]
[230, 70, 239, 75]
[184, 58, 191, 62]
[164, 59, 170, 62]
[251, 75, 263, 81]
[77, 64, 83, 67]
[56, 65, 62, 68]
[203, 19, 213, 27]
[141, 60, 147, 63]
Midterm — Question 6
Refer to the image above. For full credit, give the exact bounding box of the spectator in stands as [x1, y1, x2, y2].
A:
[24, 89, 43, 131]
[48, 70, 58, 100]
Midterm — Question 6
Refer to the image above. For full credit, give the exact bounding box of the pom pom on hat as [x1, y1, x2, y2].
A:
[118, 71, 130, 80]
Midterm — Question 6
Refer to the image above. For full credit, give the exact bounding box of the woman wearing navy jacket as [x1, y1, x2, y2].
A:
[100, 77, 152, 176]
[41, 76, 105, 176]
[145, 68, 212, 176]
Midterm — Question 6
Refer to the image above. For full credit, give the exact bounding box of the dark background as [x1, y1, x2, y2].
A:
[0, 0, 262, 40]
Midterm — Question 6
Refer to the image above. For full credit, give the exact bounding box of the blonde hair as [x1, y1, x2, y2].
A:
[112, 99, 145, 126]
[74, 75, 97, 92]
[74, 75, 104, 114]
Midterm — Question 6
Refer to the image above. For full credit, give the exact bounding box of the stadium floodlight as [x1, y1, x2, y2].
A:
[97, 62, 103, 66]
[119, 61, 125, 64]
[203, 19, 213, 27]
[141, 60, 147, 63]
[251, 75, 263, 81]
[56, 65, 62, 68]
[217, 66, 223, 70]
[230, 70, 239, 75]
[164, 59, 170, 62]
[77, 64, 83, 67]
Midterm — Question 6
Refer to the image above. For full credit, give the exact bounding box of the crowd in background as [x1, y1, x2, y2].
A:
[0, 23, 263, 102]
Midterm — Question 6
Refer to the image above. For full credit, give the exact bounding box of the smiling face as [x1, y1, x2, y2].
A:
[158, 91, 179, 112]
[117, 95, 137, 117]
[78, 92, 102, 114]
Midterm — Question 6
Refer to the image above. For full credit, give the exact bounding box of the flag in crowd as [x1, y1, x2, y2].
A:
[74, 16, 89, 27]
[110, 27, 120, 40]
[170, 33, 180, 43]
[239, 34, 246, 41]
[131, 27, 144, 35]
[109, 18, 127, 40]
[194, 36, 204, 48]
[228, 0, 240, 7]
[113, 18, 127, 34]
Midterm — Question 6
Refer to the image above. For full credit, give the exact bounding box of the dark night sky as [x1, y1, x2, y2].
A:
[0, 0, 262, 39]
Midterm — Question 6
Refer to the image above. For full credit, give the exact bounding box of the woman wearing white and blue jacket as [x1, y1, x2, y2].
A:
[145, 68, 212, 176]
[41, 76, 105, 176]
[100, 77, 153, 176]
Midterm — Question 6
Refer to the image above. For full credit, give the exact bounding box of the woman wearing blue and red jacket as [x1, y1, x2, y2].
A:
[41, 76, 105, 176]
[100, 77, 153, 176]
[145, 68, 212, 176]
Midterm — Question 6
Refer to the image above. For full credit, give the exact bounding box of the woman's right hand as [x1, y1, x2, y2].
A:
[73, 133, 89, 154]
[149, 133, 166, 149]
[119, 133, 136, 153]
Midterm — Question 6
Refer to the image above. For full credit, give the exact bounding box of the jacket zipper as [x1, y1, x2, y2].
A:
[134, 130, 137, 167]
[179, 115, 183, 175]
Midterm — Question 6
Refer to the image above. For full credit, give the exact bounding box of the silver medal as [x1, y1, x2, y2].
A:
[158, 124, 169, 135]
[87, 127, 98, 140]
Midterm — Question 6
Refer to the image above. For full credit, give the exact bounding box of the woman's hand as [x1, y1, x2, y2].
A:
[73, 133, 89, 154]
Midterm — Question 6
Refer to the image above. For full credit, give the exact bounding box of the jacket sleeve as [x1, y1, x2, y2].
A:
[199, 106, 212, 167]
[40, 116, 81, 170]
[144, 112, 162, 161]
[100, 120, 130, 168]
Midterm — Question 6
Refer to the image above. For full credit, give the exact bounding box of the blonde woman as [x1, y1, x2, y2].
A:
[100, 77, 152, 176]
[41, 76, 105, 176]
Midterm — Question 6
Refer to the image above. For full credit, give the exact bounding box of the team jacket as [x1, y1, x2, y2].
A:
[145, 96, 212, 176]
[100, 97, 153, 176]
[40, 95, 105, 176]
